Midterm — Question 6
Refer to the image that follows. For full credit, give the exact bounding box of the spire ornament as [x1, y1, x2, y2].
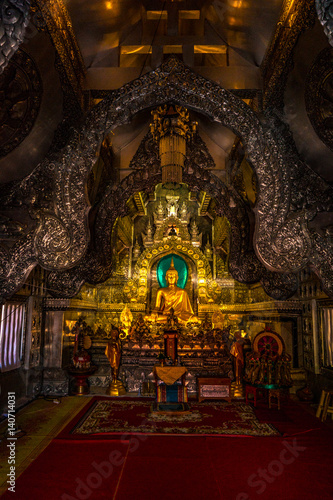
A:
[168, 257, 176, 271]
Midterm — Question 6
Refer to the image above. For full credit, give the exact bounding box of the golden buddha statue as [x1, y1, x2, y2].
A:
[105, 328, 126, 396]
[148, 258, 199, 324]
[230, 330, 245, 398]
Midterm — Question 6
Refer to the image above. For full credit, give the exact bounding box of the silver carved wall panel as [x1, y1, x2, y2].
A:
[0, 0, 30, 74]
[0, 57, 332, 299]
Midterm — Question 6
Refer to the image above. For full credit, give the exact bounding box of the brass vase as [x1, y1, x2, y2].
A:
[106, 379, 126, 396]
[231, 381, 244, 399]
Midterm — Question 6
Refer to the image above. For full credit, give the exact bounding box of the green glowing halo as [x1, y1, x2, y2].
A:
[157, 254, 188, 289]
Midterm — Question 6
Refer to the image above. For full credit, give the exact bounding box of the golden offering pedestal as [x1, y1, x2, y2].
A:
[106, 379, 126, 396]
[231, 382, 244, 399]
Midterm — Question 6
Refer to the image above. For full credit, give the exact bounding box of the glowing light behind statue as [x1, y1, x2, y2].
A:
[157, 253, 188, 289]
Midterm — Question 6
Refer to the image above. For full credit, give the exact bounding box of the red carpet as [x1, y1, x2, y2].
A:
[2, 399, 333, 500]
[114, 436, 222, 500]
[66, 397, 279, 437]
[1, 439, 130, 500]
[205, 428, 333, 500]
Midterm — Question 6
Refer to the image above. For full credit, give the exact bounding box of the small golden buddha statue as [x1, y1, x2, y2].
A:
[105, 328, 126, 396]
[147, 258, 199, 324]
[230, 331, 244, 385]
[230, 331, 245, 398]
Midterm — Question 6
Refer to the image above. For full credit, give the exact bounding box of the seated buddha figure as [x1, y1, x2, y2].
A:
[152, 258, 199, 324]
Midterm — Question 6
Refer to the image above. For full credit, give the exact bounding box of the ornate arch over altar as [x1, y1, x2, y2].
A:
[0, 57, 332, 302]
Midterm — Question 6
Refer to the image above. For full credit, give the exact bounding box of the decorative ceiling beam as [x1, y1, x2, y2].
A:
[261, 0, 316, 109]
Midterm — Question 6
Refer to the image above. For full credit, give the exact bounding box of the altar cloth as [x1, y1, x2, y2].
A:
[154, 365, 187, 385]
[156, 384, 188, 403]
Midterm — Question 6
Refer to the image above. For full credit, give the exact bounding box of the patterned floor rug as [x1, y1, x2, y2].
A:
[71, 399, 279, 437]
